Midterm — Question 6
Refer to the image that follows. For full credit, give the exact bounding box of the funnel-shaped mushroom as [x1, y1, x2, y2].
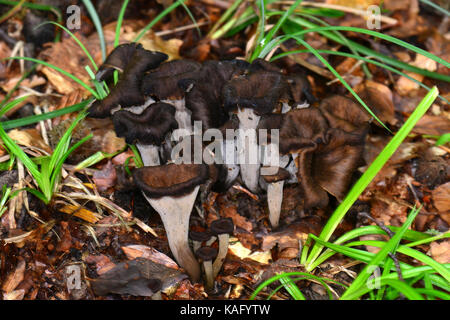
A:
[141, 59, 202, 132]
[280, 107, 365, 208]
[189, 230, 213, 252]
[133, 164, 209, 282]
[195, 246, 218, 291]
[179, 60, 248, 130]
[88, 44, 168, 118]
[210, 218, 234, 278]
[95, 43, 142, 82]
[113, 102, 178, 166]
[223, 69, 288, 193]
[319, 95, 370, 135]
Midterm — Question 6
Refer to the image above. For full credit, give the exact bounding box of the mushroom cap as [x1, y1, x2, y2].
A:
[195, 246, 218, 261]
[112, 102, 178, 145]
[180, 60, 248, 129]
[261, 167, 291, 183]
[88, 46, 168, 118]
[319, 95, 370, 134]
[189, 230, 213, 242]
[133, 163, 209, 199]
[210, 218, 234, 235]
[95, 43, 142, 82]
[222, 70, 288, 115]
[279, 108, 329, 154]
[257, 113, 284, 144]
[296, 128, 365, 209]
[141, 59, 201, 100]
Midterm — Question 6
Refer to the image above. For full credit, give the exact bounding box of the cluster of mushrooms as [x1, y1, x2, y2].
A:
[88, 43, 370, 285]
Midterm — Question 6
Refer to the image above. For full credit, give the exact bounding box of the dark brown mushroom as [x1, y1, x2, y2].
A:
[195, 246, 218, 291]
[210, 218, 234, 278]
[280, 107, 365, 209]
[189, 230, 213, 252]
[141, 59, 201, 100]
[95, 43, 142, 82]
[88, 44, 168, 118]
[112, 102, 178, 165]
[133, 164, 210, 282]
[319, 95, 370, 134]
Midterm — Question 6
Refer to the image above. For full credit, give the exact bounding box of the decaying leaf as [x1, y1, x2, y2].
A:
[7, 128, 52, 153]
[2, 259, 26, 294]
[229, 240, 272, 264]
[429, 241, 450, 264]
[432, 182, 450, 212]
[122, 244, 179, 269]
[59, 204, 101, 223]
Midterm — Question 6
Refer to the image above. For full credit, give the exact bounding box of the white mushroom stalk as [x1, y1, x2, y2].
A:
[261, 144, 290, 228]
[221, 138, 240, 187]
[212, 232, 229, 278]
[163, 98, 192, 135]
[202, 259, 214, 291]
[142, 187, 201, 282]
[236, 108, 261, 193]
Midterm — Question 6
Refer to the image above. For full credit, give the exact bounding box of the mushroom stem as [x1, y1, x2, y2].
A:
[212, 233, 229, 278]
[151, 291, 162, 300]
[222, 139, 240, 187]
[203, 260, 214, 291]
[267, 180, 284, 228]
[163, 98, 192, 134]
[136, 143, 160, 166]
[237, 108, 261, 193]
[143, 186, 201, 282]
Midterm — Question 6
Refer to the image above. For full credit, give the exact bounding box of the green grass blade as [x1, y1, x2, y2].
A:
[0, 99, 91, 130]
[419, 0, 450, 16]
[305, 87, 439, 270]
[0, 125, 40, 179]
[4, 57, 98, 98]
[271, 49, 449, 105]
[278, 276, 306, 300]
[35, 21, 98, 70]
[341, 207, 421, 299]
[0, 95, 31, 118]
[134, 0, 185, 42]
[82, 0, 106, 61]
[293, 37, 389, 131]
[436, 133, 450, 146]
[115, 0, 130, 48]
[251, 0, 303, 61]
[286, 17, 450, 82]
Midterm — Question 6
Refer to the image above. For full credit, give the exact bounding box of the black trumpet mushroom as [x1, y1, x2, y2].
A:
[88, 43, 168, 118]
[141, 59, 202, 132]
[133, 163, 210, 282]
[196, 246, 218, 291]
[280, 107, 366, 209]
[222, 68, 289, 193]
[112, 102, 178, 166]
[210, 217, 234, 278]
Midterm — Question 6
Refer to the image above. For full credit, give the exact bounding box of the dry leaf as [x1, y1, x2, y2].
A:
[413, 115, 450, 136]
[93, 161, 117, 191]
[122, 245, 179, 269]
[220, 205, 253, 232]
[229, 240, 272, 264]
[59, 204, 101, 223]
[7, 128, 52, 153]
[2, 259, 26, 294]
[432, 182, 450, 212]
[429, 241, 450, 264]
